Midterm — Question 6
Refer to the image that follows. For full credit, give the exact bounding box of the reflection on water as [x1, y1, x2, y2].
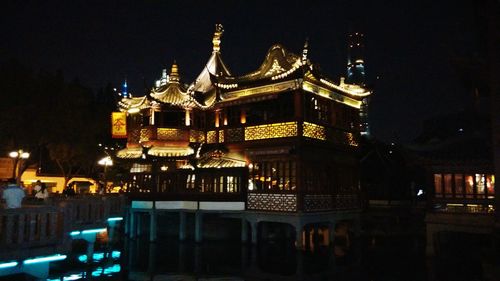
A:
[42, 231, 495, 281]
[45, 234, 432, 281]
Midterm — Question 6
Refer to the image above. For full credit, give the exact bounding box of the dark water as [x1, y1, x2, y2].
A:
[42, 234, 433, 281]
[39, 231, 496, 281]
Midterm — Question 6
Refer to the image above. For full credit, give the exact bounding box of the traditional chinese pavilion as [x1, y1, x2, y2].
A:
[117, 25, 371, 249]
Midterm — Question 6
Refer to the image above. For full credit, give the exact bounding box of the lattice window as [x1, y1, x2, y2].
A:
[302, 122, 327, 140]
[244, 122, 297, 141]
[304, 195, 333, 211]
[247, 193, 297, 212]
[207, 131, 217, 144]
[189, 130, 205, 143]
[226, 128, 244, 142]
[140, 128, 155, 142]
[157, 128, 188, 141]
[130, 129, 140, 143]
[219, 130, 225, 143]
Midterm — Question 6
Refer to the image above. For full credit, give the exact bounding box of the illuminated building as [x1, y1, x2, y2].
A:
[409, 111, 496, 255]
[346, 31, 371, 137]
[117, 25, 371, 248]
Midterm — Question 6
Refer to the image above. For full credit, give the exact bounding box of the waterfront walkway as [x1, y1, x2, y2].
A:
[0, 194, 126, 279]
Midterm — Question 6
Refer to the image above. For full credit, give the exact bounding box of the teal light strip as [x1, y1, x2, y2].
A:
[0, 261, 18, 269]
[81, 228, 107, 234]
[23, 254, 67, 265]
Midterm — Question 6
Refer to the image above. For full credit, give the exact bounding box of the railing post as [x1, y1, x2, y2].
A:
[28, 213, 36, 243]
[5, 215, 14, 245]
[18, 213, 26, 244]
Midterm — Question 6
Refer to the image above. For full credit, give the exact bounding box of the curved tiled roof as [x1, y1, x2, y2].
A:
[151, 63, 191, 106]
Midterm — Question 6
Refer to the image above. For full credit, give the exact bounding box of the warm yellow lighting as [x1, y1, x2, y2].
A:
[212, 24, 223, 53]
[189, 130, 205, 143]
[346, 132, 358, 146]
[319, 79, 370, 98]
[127, 108, 140, 114]
[240, 110, 246, 124]
[219, 130, 225, 143]
[303, 122, 326, 140]
[222, 80, 300, 101]
[9, 150, 29, 159]
[160, 165, 168, 171]
[302, 81, 362, 109]
[245, 122, 298, 141]
[185, 109, 191, 126]
[215, 110, 220, 128]
[98, 156, 113, 166]
[207, 131, 217, 143]
[157, 128, 189, 141]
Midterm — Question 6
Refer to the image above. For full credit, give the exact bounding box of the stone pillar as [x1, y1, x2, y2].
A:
[304, 225, 311, 251]
[147, 242, 156, 275]
[250, 221, 258, 245]
[136, 213, 142, 237]
[194, 244, 202, 273]
[129, 211, 136, 239]
[241, 218, 248, 243]
[312, 226, 320, 250]
[178, 242, 186, 272]
[352, 216, 362, 237]
[195, 211, 203, 243]
[86, 241, 95, 263]
[329, 222, 336, 247]
[295, 224, 304, 250]
[149, 211, 157, 242]
[426, 224, 435, 256]
[124, 209, 130, 235]
[296, 250, 304, 277]
[179, 211, 187, 241]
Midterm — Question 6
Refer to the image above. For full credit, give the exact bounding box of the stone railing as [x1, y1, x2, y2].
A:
[0, 195, 126, 261]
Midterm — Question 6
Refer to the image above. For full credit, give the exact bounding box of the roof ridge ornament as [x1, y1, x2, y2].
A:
[212, 24, 224, 53]
[302, 38, 309, 65]
[169, 60, 180, 83]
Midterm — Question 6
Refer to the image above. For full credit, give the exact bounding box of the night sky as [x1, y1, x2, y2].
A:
[0, 0, 483, 142]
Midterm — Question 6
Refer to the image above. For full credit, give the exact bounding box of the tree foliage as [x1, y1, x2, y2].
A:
[0, 59, 115, 183]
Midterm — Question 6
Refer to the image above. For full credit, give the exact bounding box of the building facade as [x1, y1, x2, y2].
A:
[117, 25, 371, 248]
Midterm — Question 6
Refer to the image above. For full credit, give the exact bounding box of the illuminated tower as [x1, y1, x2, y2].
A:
[346, 32, 365, 85]
[347, 32, 370, 136]
[120, 80, 130, 98]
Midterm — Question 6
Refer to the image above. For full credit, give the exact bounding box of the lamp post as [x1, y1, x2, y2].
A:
[98, 156, 113, 193]
[9, 149, 30, 182]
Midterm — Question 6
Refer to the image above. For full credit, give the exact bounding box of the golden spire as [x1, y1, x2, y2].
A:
[169, 61, 179, 83]
[212, 24, 224, 53]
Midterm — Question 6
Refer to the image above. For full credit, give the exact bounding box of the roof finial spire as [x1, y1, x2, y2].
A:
[212, 24, 224, 53]
[169, 60, 180, 83]
[302, 38, 309, 64]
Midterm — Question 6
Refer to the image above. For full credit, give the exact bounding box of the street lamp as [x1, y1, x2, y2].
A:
[9, 149, 30, 181]
[98, 156, 113, 193]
